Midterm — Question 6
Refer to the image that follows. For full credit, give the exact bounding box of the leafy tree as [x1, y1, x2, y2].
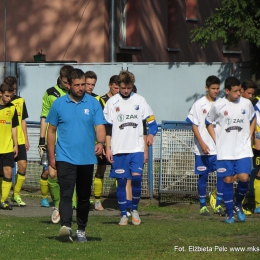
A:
[190, 0, 260, 79]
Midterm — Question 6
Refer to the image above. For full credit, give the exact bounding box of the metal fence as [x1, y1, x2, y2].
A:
[23, 121, 220, 202]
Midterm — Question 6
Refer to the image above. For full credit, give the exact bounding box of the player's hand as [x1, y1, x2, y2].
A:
[95, 143, 103, 156]
[201, 143, 210, 155]
[38, 144, 46, 158]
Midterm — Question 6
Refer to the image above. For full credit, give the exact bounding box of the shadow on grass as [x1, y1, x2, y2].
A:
[46, 236, 102, 242]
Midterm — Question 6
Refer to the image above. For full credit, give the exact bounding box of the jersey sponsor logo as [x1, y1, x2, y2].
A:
[115, 169, 125, 174]
[217, 168, 226, 173]
[135, 105, 139, 110]
[0, 120, 7, 124]
[117, 114, 124, 122]
[116, 106, 120, 112]
[233, 119, 244, 123]
[241, 109, 246, 114]
[119, 122, 138, 129]
[256, 157, 260, 166]
[225, 118, 232, 125]
[197, 166, 207, 171]
[225, 126, 242, 132]
[202, 109, 207, 114]
[224, 111, 228, 116]
[126, 114, 137, 119]
[84, 109, 90, 115]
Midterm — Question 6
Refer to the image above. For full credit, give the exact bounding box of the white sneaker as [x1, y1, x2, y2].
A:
[52, 207, 60, 224]
[95, 201, 104, 211]
[59, 226, 73, 242]
[131, 210, 141, 225]
[118, 215, 128, 226]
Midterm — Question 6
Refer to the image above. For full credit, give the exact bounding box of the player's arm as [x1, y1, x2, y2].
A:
[12, 109, 19, 158]
[105, 124, 113, 163]
[206, 123, 216, 144]
[146, 116, 158, 146]
[47, 123, 57, 170]
[22, 119, 30, 151]
[95, 124, 106, 156]
[192, 124, 210, 154]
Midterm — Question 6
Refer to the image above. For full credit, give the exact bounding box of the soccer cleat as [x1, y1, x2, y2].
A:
[76, 230, 87, 243]
[214, 205, 226, 216]
[199, 206, 210, 216]
[59, 226, 73, 243]
[41, 198, 50, 207]
[118, 215, 128, 226]
[51, 207, 60, 224]
[225, 216, 235, 224]
[234, 205, 246, 222]
[0, 202, 13, 210]
[131, 210, 141, 225]
[254, 206, 260, 214]
[242, 207, 252, 216]
[94, 201, 104, 211]
[209, 189, 217, 210]
[11, 195, 26, 207]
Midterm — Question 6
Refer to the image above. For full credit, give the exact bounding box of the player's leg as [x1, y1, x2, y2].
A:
[130, 152, 144, 225]
[12, 145, 27, 206]
[0, 153, 14, 210]
[217, 160, 235, 223]
[126, 179, 132, 216]
[254, 169, 260, 213]
[40, 167, 50, 207]
[48, 167, 60, 223]
[94, 155, 107, 210]
[75, 164, 94, 242]
[195, 155, 209, 216]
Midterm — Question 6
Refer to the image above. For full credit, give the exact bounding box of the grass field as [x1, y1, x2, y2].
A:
[0, 197, 260, 260]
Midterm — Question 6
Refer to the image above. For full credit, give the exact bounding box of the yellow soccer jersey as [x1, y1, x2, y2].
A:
[11, 96, 29, 145]
[0, 103, 19, 153]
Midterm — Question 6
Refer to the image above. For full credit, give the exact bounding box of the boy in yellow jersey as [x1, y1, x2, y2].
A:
[85, 71, 106, 210]
[0, 83, 19, 210]
[3, 76, 30, 207]
[38, 65, 74, 223]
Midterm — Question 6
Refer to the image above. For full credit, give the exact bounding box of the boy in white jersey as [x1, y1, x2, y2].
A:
[206, 76, 256, 223]
[104, 71, 158, 226]
[186, 76, 225, 216]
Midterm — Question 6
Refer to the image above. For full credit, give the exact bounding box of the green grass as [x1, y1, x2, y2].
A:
[1, 204, 260, 260]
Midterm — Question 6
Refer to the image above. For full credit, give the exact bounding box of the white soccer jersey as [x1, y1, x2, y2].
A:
[104, 92, 151, 154]
[206, 97, 255, 160]
[186, 96, 216, 155]
[254, 101, 260, 127]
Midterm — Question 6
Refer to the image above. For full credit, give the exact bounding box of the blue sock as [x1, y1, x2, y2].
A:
[116, 178, 127, 216]
[223, 182, 234, 217]
[132, 175, 142, 211]
[216, 176, 224, 207]
[235, 181, 249, 207]
[198, 174, 208, 208]
[126, 200, 132, 211]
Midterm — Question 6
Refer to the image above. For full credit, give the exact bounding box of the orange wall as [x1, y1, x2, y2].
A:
[0, 0, 249, 63]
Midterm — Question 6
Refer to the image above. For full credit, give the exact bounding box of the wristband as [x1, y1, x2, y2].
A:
[98, 142, 104, 146]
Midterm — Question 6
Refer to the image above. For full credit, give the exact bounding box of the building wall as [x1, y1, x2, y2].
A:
[0, 0, 249, 63]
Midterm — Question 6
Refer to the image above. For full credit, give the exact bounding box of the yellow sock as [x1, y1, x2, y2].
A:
[0, 177, 3, 195]
[13, 173, 25, 197]
[254, 176, 260, 208]
[40, 177, 49, 199]
[1, 180, 12, 203]
[94, 177, 103, 199]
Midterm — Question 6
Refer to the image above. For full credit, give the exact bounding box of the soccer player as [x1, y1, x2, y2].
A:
[0, 83, 19, 210]
[104, 70, 158, 226]
[206, 76, 256, 223]
[38, 64, 74, 223]
[91, 75, 119, 211]
[4, 76, 30, 207]
[241, 79, 257, 100]
[186, 75, 225, 216]
[46, 68, 106, 242]
[84, 70, 106, 210]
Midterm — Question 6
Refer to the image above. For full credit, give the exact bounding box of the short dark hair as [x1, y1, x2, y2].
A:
[67, 69, 85, 85]
[109, 75, 118, 85]
[132, 85, 137, 93]
[0, 83, 14, 93]
[241, 79, 257, 91]
[85, 71, 97, 80]
[206, 75, 220, 87]
[4, 76, 17, 87]
[224, 76, 240, 90]
[60, 65, 74, 78]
